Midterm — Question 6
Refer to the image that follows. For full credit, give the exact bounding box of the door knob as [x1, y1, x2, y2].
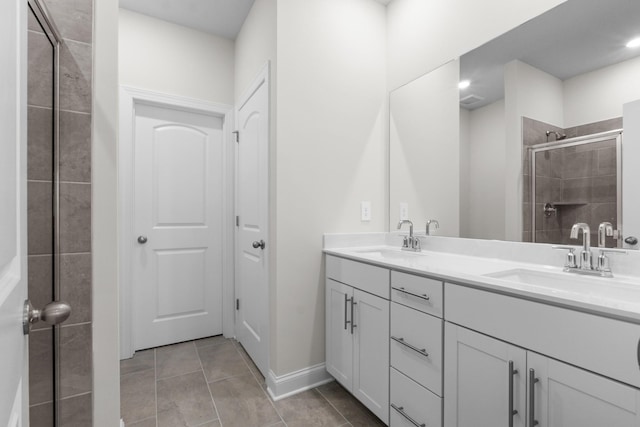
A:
[23, 300, 71, 335]
[138, 235, 148, 244]
[252, 240, 266, 250]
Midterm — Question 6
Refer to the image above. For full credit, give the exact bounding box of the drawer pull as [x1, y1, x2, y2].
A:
[394, 286, 430, 301]
[391, 403, 426, 427]
[391, 336, 429, 357]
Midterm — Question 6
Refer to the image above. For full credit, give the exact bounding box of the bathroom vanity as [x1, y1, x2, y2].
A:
[324, 235, 640, 427]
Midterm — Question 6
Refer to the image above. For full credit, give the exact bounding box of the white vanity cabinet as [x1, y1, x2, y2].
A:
[325, 256, 390, 423]
[444, 283, 640, 427]
[389, 271, 444, 427]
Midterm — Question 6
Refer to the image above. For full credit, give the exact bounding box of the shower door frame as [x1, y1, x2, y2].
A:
[27, 0, 64, 424]
[529, 129, 623, 247]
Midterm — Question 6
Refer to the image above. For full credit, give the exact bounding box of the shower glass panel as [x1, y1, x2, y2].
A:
[530, 131, 622, 247]
[27, 0, 63, 425]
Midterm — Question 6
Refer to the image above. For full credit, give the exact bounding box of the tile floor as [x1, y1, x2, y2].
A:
[120, 336, 386, 427]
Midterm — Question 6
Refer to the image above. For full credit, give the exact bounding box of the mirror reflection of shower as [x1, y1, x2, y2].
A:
[545, 130, 567, 142]
[522, 117, 622, 248]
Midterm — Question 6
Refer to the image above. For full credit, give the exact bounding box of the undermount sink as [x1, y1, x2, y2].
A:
[484, 268, 640, 302]
[349, 247, 425, 260]
[486, 268, 590, 288]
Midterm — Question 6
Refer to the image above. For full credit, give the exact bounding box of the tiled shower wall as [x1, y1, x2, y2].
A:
[28, 0, 93, 425]
[522, 117, 621, 246]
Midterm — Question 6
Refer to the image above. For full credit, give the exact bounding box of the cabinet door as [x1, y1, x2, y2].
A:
[444, 323, 527, 427]
[326, 279, 353, 389]
[528, 352, 640, 427]
[353, 289, 390, 423]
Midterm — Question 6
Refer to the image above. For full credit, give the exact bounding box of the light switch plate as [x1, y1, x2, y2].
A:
[361, 201, 371, 221]
[400, 203, 409, 220]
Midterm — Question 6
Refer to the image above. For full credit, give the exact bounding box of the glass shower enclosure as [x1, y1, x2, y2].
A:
[529, 130, 622, 248]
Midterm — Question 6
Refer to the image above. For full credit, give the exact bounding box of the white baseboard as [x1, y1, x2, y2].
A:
[266, 363, 333, 401]
[120, 419, 125, 427]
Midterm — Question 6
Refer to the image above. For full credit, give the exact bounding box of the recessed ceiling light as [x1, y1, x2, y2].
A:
[627, 37, 640, 48]
[458, 80, 471, 90]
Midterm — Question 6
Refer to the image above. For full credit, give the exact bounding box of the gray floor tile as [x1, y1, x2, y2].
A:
[317, 381, 386, 426]
[120, 368, 156, 424]
[120, 349, 155, 376]
[127, 417, 157, 427]
[157, 371, 217, 427]
[209, 372, 281, 427]
[156, 341, 201, 379]
[198, 341, 250, 383]
[194, 335, 227, 348]
[275, 389, 347, 427]
[236, 342, 266, 385]
[119, 338, 380, 427]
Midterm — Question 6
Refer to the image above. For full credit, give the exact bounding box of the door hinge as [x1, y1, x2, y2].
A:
[236, 216, 239, 227]
[232, 130, 239, 143]
[236, 299, 240, 310]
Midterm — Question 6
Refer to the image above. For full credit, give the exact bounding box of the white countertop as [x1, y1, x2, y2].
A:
[324, 243, 640, 324]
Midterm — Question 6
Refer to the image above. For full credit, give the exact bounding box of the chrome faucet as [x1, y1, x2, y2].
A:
[397, 220, 420, 252]
[570, 222, 592, 270]
[553, 222, 627, 277]
[426, 219, 439, 236]
[597, 222, 613, 248]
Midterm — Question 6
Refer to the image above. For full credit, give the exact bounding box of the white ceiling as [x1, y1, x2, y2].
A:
[119, 0, 256, 40]
[120, 0, 393, 40]
[460, 0, 640, 109]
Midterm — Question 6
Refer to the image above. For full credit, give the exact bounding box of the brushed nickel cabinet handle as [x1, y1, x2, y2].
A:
[391, 336, 429, 357]
[393, 286, 430, 301]
[350, 299, 357, 334]
[391, 403, 426, 427]
[344, 294, 352, 330]
[508, 361, 518, 427]
[529, 368, 539, 426]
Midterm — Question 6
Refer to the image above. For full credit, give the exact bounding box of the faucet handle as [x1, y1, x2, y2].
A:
[598, 248, 627, 256]
[596, 249, 627, 275]
[552, 246, 577, 269]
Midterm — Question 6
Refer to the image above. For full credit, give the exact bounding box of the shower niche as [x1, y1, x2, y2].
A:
[523, 117, 622, 248]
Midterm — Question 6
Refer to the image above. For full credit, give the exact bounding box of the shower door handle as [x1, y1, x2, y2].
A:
[23, 299, 71, 335]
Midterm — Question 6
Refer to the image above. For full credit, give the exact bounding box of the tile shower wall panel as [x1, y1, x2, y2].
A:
[522, 117, 620, 246]
[27, 0, 94, 425]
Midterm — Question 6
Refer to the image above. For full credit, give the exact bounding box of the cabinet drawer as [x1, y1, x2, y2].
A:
[390, 368, 441, 427]
[446, 283, 640, 389]
[326, 255, 389, 299]
[390, 303, 442, 395]
[391, 271, 443, 317]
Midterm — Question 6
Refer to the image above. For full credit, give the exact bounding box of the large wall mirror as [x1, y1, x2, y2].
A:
[390, 0, 640, 249]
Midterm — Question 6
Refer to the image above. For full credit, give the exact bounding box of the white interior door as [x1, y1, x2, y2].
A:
[236, 65, 270, 377]
[1, 0, 28, 424]
[132, 102, 224, 350]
